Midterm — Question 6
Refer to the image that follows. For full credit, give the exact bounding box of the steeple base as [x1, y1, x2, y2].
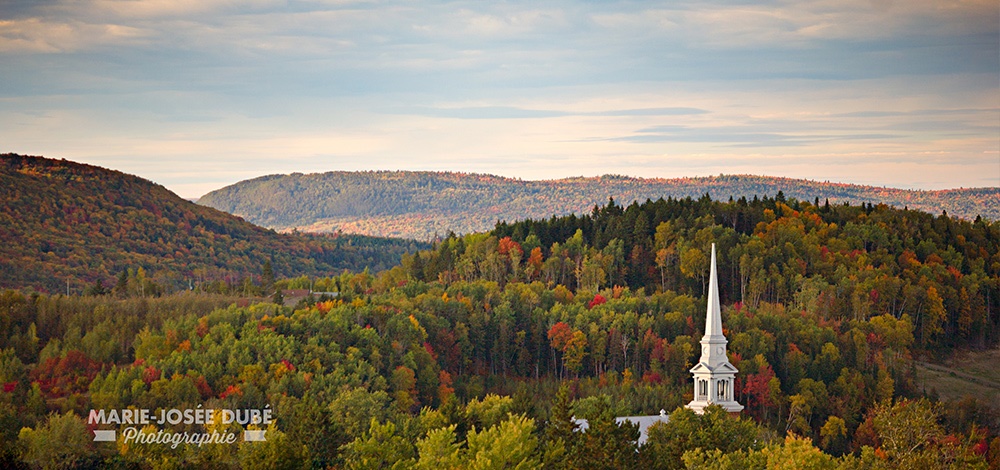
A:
[686, 399, 744, 415]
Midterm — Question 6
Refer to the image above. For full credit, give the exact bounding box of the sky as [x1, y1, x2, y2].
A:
[1, 0, 998, 199]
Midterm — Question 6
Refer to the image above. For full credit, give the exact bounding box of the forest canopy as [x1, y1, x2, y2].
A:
[1, 191, 997, 468]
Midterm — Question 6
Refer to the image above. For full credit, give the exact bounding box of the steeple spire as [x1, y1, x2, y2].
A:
[704, 243, 724, 341]
[687, 243, 743, 414]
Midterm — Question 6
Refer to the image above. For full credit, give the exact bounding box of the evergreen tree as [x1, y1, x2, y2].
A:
[262, 260, 275, 295]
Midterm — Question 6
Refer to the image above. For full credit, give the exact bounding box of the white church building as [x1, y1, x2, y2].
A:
[573, 243, 741, 444]
[686, 243, 743, 414]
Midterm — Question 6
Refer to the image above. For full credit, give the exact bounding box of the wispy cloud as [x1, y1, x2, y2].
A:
[384, 106, 709, 119]
[0, 0, 996, 196]
[0, 17, 148, 53]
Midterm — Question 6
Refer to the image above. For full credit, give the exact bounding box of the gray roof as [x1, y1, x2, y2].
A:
[572, 410, 670, 445]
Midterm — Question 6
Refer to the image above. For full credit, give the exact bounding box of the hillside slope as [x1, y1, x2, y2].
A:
[198, 171, 999, 240]
[0, 155, 427, 293]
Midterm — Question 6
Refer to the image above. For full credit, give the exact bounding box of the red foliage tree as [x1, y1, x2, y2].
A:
[588, 294, 607, 309]
[548, 322, 574, 351]
[142, 366, 161, 385]
[743, 363, 776, 417]
[527, 247, 543, 271]
[498, 236, 523, 258]
[30, 350, 102, 397]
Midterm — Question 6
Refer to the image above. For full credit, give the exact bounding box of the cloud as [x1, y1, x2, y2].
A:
[383, 106, 709, 120]
[78, 0, 286, 20]
[589, 0, 998, 48]
[832, 108, 1000, 118]
[593, 108, 708, 117]
[599, 124, 901, 147]
[0, 18, 147, 53]
[0, 0, 996, 195]
[446, 8, 570, 38]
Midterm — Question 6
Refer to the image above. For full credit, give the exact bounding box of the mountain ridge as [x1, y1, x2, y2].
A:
[0, 154, 427, 293]
[198, 170, 999, 240]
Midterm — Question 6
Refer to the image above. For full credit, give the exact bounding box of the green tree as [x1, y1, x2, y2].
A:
[642, 406, 763, 470]
[412, 415, 540, 470]
[466, 414, 541, 470]
[578, 255, 607, 292]
[760, 434, 838, 470]
[565, 395, 637, 469]
[680, 246, 708, 294]
[18, 411, 100, 469]
[543, 384, 576, 469]
[818, 415, 847, 456]
[342, 419, 416, 470]
[414, 425, 463, 470]
[238, 422, 310, 470]
[921, 286, 946, 347]
[862, 398, 988, 469]
[465, 394, 514, 430]
[563, 330, 588, 376]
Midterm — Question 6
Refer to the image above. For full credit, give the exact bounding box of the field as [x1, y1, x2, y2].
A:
[914, 348, 1000, 403]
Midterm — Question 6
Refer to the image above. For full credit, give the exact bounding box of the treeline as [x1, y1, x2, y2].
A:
[197, 169, 1000, 240]
[420, 193, 1000, 351]
[82, 260, 282, 299]
[0, 154, 428, 294]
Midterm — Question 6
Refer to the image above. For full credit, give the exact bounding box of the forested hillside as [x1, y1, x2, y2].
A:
[0, 154, 428, 293]
[457, 194, 999, 352]
[197, 170, 1000, 240]
[2, 193, 997, 467]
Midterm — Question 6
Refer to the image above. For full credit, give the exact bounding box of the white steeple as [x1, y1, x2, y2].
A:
[687, 243, 743, 414]
[703, 244, 725, 347]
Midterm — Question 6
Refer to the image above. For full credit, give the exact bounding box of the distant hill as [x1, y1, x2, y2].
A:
[197, 171, 999, 240]
[0, 155, 428, 293]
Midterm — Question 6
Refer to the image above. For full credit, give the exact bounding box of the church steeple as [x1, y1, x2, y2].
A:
[687, 243, 743, 414]
[703, 243, 725, 346]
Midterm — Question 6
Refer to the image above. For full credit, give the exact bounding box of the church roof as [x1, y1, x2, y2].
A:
[572, 410, 670, 445]
[690, 361, 738, 374]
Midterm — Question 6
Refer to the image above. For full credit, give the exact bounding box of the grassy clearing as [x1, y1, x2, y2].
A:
[914, 348, 1000, 403]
